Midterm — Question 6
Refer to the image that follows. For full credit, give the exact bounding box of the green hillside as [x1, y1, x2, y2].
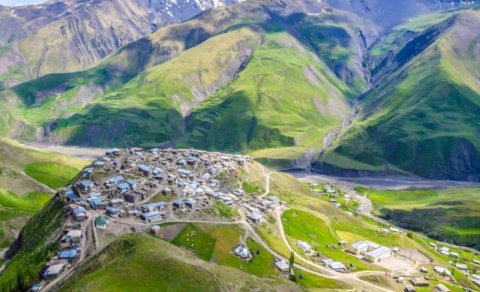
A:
[0, 138, 86, 252]
[357, 187, 480, 249]
[315, 9, 480, 180]
[0, 0, 366, 160]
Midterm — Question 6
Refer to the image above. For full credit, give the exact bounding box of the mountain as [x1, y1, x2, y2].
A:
[0, 0, 376, 159]
[315, 6, 480, 180]
[325, 0, 478, 29]
[0, 0, 240, 88]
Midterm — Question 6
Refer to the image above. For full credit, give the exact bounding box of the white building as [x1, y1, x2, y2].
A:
[364, 246, 392, 263]
[297, 240, 312, 253]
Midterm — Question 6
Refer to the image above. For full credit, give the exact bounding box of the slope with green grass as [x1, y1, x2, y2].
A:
[0, 138, 86, 258]
[59, 233, 300, 292]
[316, 8, 480, 180]
[0, 0, 364, 158]
[357, 186, 480, 249]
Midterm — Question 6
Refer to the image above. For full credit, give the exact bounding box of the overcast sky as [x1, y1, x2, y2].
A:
[0, 0, 46, 6]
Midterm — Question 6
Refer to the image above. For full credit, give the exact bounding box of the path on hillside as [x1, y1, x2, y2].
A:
[258, 166, 272, 199]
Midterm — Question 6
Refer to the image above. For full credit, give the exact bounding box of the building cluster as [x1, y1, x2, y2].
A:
[35, 147, 259, 288]
[346, 240, 393, 263]
[68, 148, 255, 225]
[428, 243, 480, 287]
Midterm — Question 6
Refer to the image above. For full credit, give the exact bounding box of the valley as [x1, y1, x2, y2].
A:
[0, 147, 478, 292]
[0, 0, 479, 291]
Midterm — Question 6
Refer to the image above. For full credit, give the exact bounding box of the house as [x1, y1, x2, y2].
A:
[31, 283, 42, 291]
[434, 266, 447, 275]
[328, 261, 347, 272]
[234, 246, 251, 259]
[106, 175, 125, 186]
[153, 168, 163, 179]
[142, 202, 167, 213]
[162, 187, 173, 195]
[187, 156, 197, 165]
[434, 284, 450, 292]
[79, 180, 94, 192]
[127, 179, 137, 188]
[73, 207, 87, 221]
[248, 210, 262, 223]
[58, 249, 78, 261]
[410, 277, 429, 287]
[275, 260, 290, 272]
[106, 207, 123, 217]
[95, 216, 109, 229]
[128, 209, 142, 217]
[150, 225, 161, 234]
[93, 160, 104, 169]
[297, 240, 312, 253]
[347, 241, 380, 255]
[138, 164, 151, 175]
[42, 264, 65, 279]
[117, 183, 131, 194]
[63, 229, 82, 243]
[267, 196, 280, 203]
[176, 159, 187, 166]
[141, 211, 165, 222]
[185, 198, 197, 208]
[364, 246, 392, 263]
[173, 199, 185, 209]
[106, 148, 120, 156]
[404, 284, 416, 292]
[110, 198, 125, 207]
[88, 197, 104, 209]
[125, 192, 141, 203]
[455, 263, 468, 271]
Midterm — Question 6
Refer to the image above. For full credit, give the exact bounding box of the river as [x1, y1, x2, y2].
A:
[288, 171, 480, 190]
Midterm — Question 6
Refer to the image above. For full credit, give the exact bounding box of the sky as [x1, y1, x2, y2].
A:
[0, 0, 47, 6]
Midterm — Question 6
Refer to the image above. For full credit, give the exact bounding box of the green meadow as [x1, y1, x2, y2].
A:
[357, 187, 480, 249]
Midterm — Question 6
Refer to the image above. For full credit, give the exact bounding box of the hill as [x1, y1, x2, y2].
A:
[0, 0, 374, 158]
[0, 0, 241, 88]
[0, 148, 478, 292]
[315, 7, 480, 180]
[0, 138, 86, 252]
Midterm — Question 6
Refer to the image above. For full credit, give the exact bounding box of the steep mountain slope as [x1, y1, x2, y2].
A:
[0, 0, 372, 157]
[316, 8, 480, 180]
[326, 0, 480, 29]
[0, 0, 240, 88]
[0, 138, 85, 252]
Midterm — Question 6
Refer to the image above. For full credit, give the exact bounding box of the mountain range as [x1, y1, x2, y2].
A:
[0, 0, 479, 181]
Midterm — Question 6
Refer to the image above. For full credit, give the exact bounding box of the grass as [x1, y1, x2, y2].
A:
[60, 234, 221, 292]
[172, 224, 216, 261]
[24, 162, 79, 189]
[282, 209, 377, 271]
[357, 187, 480, 249]
[294, 269, 352, 290]
[0, 190, 51, 214]
[316, 9, 480, 181]
[204, 201, 238, 219]
[0, 199, 65, 291]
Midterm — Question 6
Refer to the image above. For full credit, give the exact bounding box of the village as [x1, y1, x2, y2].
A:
[34, 147, 285, 290]
[30, 148, 480, 292]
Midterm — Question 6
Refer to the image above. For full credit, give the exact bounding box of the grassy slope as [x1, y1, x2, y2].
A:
[60, 233, 300, 292]
[0, 198, 65, 291]
[0, 1, 356, 160]
[255, 169, 479, 289]
[0, 138, 86, 248]
[317, 8, 480, 180]
[358, 187, 480, 248]
[182, 31, 351, 152]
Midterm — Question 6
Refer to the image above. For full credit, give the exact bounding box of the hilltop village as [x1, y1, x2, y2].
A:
[36, 148, 283, 288]
[30, 148, 480, 292]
